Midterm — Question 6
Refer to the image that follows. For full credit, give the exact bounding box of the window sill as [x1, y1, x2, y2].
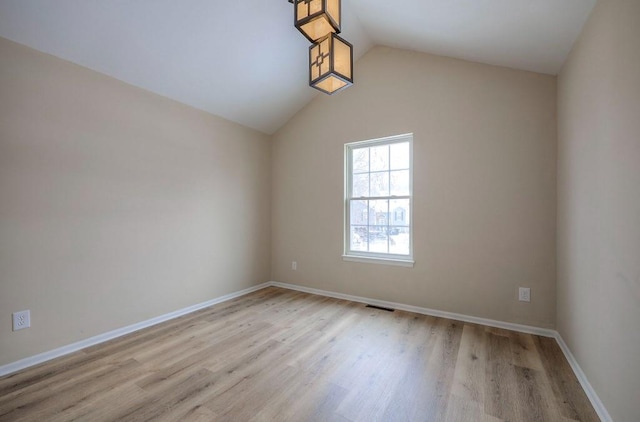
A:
[342, 255, 414, 268]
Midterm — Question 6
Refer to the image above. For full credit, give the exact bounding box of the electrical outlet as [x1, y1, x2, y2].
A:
[518, 288, 531, 302]
[12, 310, 31, 331]
[291, 261, 297, 270]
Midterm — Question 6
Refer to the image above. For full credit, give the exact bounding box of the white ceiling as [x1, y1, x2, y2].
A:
[0, 0, 596, 134]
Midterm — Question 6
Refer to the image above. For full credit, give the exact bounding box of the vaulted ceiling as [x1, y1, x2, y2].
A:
[0, 0, 596, 134]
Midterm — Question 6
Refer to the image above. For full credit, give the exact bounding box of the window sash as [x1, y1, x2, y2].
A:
[344, 134, 413, 262]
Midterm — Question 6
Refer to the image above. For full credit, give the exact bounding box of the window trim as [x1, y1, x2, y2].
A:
[343, 133, 414, 266]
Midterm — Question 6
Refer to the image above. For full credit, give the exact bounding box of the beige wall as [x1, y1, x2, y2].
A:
[557, 0, 640, 420]
[0, 37, 271, 366]
[272, 47, 557, 328]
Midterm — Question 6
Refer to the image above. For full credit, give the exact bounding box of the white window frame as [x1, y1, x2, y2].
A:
[343, 133, 414, 267]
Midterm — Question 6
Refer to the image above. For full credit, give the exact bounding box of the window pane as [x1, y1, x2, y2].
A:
[369, 199, 389, 226]
[350, 200, 368, 225]
[390, 142, 409, 170]
[370, 145, 389, 171]
[390, 170, 410, 196]
[389, 226, 410, 255]
[350, 226, 368, 251]
[390, 198, 410, 226]
[352, 148, 369, 173]
[370, 171, 389, 197]
[352, 173, 369, 197]
[368, 226, 389, 253]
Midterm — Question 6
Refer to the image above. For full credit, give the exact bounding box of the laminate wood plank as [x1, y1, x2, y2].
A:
[1, 358, 143, 422]
[510, 331, 545, 371]
[0, 348, 108, 397]
[0, 351, 102, 407]
[533, 336, 600, 422]
[264, 312, 382, 420]
[445, 393, 503, 422]
[376, 316, 458, 421]
[276, 382, 351, 422]
[47, 382, 149, 422]
[106, 312, 262, 368]
[0, 287, 600, 422]
[423, 318, 464, 421]
[513, 365, 562, 422]
[484, 331, 520, 421]
[451, 323, 488, 405]
[485, 325, 513, 338]
[134, 321, 276, 389]
[208, 363, 303, 420]
[223, 305, 360, 419]
[113, 368, 219, 422]
[257, 339, 354, 421]
[129, 338, 289, 422]
[201, 340, 304, 414]
[334, 322, 413, 421]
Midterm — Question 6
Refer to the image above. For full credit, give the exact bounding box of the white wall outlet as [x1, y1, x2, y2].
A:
[291, 261, 297, 270]
[12, 310, 31, 331]
[518, 287, 531, 302]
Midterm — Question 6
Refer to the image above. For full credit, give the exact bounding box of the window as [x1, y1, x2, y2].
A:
[344, 133, 413, 266]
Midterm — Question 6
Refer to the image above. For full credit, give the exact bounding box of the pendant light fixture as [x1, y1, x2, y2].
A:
[288, 0, 353, 95]
[309, 33, 353, 94]
[294, 0, 341, 42]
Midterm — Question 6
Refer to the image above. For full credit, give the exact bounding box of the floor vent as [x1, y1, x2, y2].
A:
[365, 304, 395, 312]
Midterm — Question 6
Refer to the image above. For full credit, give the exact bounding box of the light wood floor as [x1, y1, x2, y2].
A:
[0, 287, 599, 422]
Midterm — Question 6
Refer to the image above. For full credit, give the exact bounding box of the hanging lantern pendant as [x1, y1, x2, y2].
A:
[294, 0, 341, 42]
[309, 33, 353, 95]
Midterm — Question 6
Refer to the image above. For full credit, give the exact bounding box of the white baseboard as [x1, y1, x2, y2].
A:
[268, 281, 556, 337]
[554, 333, 612, 422]
[0, 282, 271, 377]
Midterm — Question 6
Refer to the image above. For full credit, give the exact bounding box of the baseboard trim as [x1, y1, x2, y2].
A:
[0, 282, 271, 377]
[554, 333, 612, 422]
[268, 281, 556, 337]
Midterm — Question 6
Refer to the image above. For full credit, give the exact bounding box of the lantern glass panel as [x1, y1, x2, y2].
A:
[327, 0, 340, 26]
[310, 37, 331, 81]
[315, 76, 347, 94]
[333, 36, 351, 79]
[296, 0, 322, 19]
[299, 17, 335, 42]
